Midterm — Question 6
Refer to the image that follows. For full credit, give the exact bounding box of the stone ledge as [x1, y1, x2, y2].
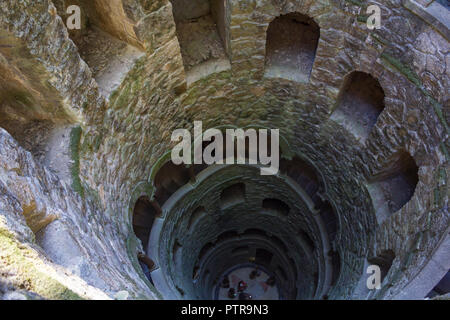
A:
[404, 0, 450, 40]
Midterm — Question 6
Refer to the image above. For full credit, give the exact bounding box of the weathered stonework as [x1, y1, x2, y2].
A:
[0, 0, 448, 300]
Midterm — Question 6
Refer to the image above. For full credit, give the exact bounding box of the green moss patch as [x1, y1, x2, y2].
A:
[357, 15, 368, 23]
[441, 142, 449, 161]
[380, 52, 422, 88]
[0, 228, 82, 300]
[345, 0, 364, 7]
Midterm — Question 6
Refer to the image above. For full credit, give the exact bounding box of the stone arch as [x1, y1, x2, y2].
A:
[280, 156, 324, 205]
[52, 0, 144, 97]
[154, 162, 335, 300]
[331, 71, 386, 142]
[231, 246, 249, 256]
[52, 0, 144, 48]
[367, 150, 419, 224]
[220, 182, 246, 209]
[298, 229, 315, 254]
[216, 230, 239, 243]
[148, 152, 195, 213]
[153, 160, 192, 205]
[169, 0, 231, 83]
[129, 194, 161, 288]
[262, 198, 290, 216]
[265, 12, 320, 82]
[198, 242, 215, 261]
[368, 250, 395, 285]
[132, 196, 157, 250]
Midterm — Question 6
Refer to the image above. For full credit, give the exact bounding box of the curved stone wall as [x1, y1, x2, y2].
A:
[152, 164, 329, 299]
[0, 0, 448, 300]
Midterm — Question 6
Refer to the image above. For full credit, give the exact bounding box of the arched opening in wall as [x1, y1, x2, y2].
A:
[426, 270, 450, 298]
[220, 183, 246, 209]
[217, 230, 239, 243]
[154, 161, 192, 205]
[265, 13, 319, 83]
[270, 235, 288, 254]
[330, 251, 341, 287]
[255, 248, 274, 266]
[52, 0, 144, 98]
[331, 71, 385, 142]
[280, 157, 323, 205]
[189, 206, 207, 230]
[244, 229, 268, 237]
[231, 246, 249, 256]
[170, 0, 231, 83]
[318, 202, 338, 242]
[133, 196, 158, 284]
[368, 151, 419, 223]
[262, 198, 290, 216]
[172, 239, 182, 263]
[298, 229, 315, 254]
[198, 242, 215, 261]
[368, 250, 395, 284]
[132, 196, 157, 250]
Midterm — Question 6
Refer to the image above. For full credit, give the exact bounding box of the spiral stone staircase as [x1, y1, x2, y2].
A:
[0, 0, 448, 300]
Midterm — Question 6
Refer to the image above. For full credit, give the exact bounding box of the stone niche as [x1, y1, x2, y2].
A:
[262, 198, 290, 216]
[170, 0, 231, 84]
[132, 196, 157, 250]
[220, 183, 246, 209]
[368, 250, 395, 284]
[330, 71, 385, 142]
[53, 0, 142, 47]
[52, 0, 144, 98]
[265, 13, 320, 83]
[153, 161, 192, 205]
[367, 151, 419, 224]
